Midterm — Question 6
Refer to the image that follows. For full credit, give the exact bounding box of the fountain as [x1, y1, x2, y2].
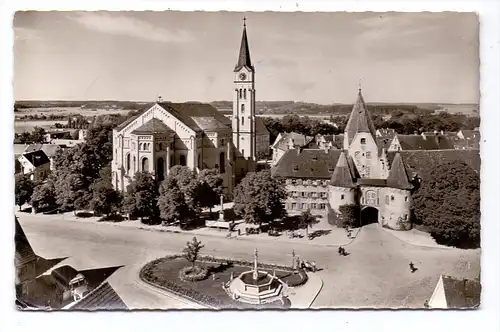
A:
[224, 248, 288, 305]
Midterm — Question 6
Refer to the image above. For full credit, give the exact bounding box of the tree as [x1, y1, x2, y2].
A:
[90, 167, 122, 218]
[30, 126, 47, 143]
[157, 176, 192, 225]
[299, 209, 320, 238]
[338, 204, 360, 228]
[123, 172, 159, 222]
[412, 161, 480, 248]
[169, 166, 201, 214]
[183, 237, 204, 269]
[197, 169, 224, 212]
[30, 177, 56, 212]
[233, 170, 287, 226]
[15, 174, 34, 210]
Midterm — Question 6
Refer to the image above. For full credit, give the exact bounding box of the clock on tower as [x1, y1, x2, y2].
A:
[239, 73, 247, 80]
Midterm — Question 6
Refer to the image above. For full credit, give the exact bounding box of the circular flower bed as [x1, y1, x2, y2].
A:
[179, 265, 208, 282]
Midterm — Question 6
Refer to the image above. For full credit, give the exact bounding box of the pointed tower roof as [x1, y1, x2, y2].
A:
[234, 18, 254, 72]
[387, 152, 413, 190]
[345, 89, 377, 145]
[330, 151, 356, 188]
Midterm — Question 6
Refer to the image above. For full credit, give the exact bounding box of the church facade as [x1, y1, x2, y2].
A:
[111, 22, 269, 194]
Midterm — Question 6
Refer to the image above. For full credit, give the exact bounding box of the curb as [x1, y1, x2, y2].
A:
[136, 270, 214, 310]
[306, 274, 324, 308]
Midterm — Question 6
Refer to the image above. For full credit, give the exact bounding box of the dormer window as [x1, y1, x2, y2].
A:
[361, 138, 366, 144]
[293, 165, 299, 171]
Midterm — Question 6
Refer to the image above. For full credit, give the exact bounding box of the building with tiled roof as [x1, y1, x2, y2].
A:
[428, 275, 481, 309]
[270, 132, 315, 166]
[15, 217, 38, 285]
[17, 150, 51, 182]
[68, 282, 128, 310]
[387, 133, 455, 151]
[270, 88, 480, 230]
[111, 21, 269, 194]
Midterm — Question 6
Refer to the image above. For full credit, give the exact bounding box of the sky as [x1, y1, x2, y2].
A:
[13, 11, 479, 104]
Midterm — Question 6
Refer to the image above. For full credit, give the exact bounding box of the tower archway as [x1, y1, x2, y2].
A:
[361, 206, 378, 226]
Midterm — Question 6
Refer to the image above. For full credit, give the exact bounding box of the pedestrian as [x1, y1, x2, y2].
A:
[338, 247, 343, 255]
[237, 229, 241, 236]
[409, 261, 417, 273]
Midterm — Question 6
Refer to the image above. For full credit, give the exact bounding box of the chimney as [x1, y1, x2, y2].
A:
[288, 138, 295, 150]
[421, 132, 426, 140]
[297, 147, 301, 155]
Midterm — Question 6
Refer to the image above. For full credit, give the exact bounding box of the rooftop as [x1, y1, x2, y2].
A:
[272, 148, 342, 179]
[70, 282, 128, 311]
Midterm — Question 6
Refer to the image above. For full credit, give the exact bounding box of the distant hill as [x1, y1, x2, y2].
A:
[15, 100, 479, 117]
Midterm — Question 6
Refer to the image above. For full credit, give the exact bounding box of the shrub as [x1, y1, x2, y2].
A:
[179, 266, 208, 282]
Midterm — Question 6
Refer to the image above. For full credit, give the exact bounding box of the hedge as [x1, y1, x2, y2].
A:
[140, 255, 302, 309]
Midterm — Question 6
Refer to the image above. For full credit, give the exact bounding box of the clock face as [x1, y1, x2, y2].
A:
[239, 73, 247, 80]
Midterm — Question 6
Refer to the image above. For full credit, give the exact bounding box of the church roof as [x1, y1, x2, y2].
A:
[255, 117, 269, 135]
[158, 102, 232, 133]
[386, 152, 413, 190]
[15, 217, 37, 268]
[234, 24, 254, 72]
[330, 152, 356, 188]
[131, 118, 175, 135]
[272, 149, 342, 179]
[115, 102, 232, 134]
[345, 89, 377, 145]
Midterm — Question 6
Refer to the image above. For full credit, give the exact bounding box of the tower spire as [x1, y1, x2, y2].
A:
[235, 17, 253, 72]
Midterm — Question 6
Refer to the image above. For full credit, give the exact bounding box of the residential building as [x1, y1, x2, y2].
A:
[111, 21, 269, 194]
[270, 132, 315, 166]
[17, 150, 51, 181]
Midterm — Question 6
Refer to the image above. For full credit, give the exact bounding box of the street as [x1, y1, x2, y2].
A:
[17, 213, 481, 309]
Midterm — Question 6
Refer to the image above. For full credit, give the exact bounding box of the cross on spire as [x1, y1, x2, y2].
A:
[243, 16, 247, 27]
[358, 78, 362, 92]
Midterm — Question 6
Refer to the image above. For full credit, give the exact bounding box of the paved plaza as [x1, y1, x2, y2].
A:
[17, 213, 480, 309]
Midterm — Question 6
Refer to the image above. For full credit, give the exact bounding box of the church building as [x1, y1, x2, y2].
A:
[111, 21, 269, 194]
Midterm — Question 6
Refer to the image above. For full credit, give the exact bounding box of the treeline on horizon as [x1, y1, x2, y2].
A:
[15, 100, 479, 117]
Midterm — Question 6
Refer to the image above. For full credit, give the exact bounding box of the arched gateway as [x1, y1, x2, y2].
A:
[360, 206, 378, 226]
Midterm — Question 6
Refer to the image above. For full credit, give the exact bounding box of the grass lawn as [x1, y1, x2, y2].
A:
[140, 256, 308, 309]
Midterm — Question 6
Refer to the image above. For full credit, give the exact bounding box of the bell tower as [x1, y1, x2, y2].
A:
[233, 17, 256, 161]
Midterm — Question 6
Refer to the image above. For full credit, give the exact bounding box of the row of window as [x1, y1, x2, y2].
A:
[289, 191, 328, 199]
[288, 203, 327, 210]
[285, 179, 330, 186]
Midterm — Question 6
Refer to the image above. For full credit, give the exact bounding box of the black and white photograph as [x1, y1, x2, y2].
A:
[11, 10, 484, 312]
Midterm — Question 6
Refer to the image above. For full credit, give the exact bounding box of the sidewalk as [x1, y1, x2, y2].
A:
[380, 226, 453, 249]
[19, 210, 360, 247]
[288, 272, 323, 309]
